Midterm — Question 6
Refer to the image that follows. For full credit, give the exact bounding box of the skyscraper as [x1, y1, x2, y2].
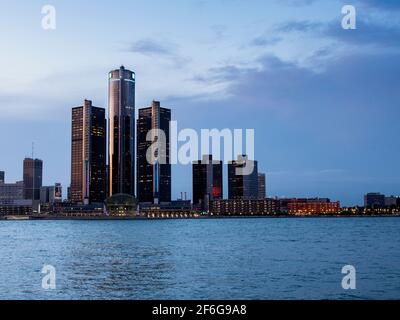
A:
[108, 66, 136, 197]
[228, 155, 258, 200]
[0, 171, 4, 184]
[23, 158, 43, 200]
[70, 100, 106, 204]
[193, 155, 223, 207]
[258, 173, 266, 199]
[137, 101, 171, 203]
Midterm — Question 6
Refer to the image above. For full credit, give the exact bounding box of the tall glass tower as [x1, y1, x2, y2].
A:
[108, 66, 136, 197]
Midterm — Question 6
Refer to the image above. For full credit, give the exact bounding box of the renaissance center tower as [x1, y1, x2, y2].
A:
[108, 66, 136, 197]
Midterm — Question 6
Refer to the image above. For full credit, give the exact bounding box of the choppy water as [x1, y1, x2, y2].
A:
[0, 217, 399, 300]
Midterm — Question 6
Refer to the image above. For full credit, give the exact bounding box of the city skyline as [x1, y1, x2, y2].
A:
[1, 0, 400, 206]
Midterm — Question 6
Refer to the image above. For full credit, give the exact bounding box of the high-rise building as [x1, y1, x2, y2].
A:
[137, 101, 171, 203]
[228, 155, 258, 200]
[258, 173, 266, 199]
[0, 171, 4, 183]
[70, 100, 106, 204]
[23, 158, 43, 200]
[108, 66, 136, 197]
[193, 155, 223, 207]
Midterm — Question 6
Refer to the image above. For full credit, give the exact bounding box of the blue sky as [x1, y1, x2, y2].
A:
[0, 0, 399, 206]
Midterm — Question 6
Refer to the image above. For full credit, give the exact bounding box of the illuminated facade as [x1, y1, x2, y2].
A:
[70, 100, 106, 204]
[288, 198, 340, 215]
[137, 101, 171, 203]
[108, 66, 136, 196]
[210, 198, 278, 216]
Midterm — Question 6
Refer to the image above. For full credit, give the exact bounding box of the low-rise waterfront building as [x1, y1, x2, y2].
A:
[209, 198, 279, 216]
[0, 181, 24, 205]
[288, 198, 340, 215]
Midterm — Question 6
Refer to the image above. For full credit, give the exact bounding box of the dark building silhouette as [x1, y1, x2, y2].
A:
[70, 100, 106, 204]
[137, 101, 171, 203]
[364, 193, 385, 208]
[228, 155, 258, 200]
[258, 173, 266, 199]
[23, 158, 43, 200]
[193, 155, 223, 207]
[108, 66, 136, 197]
[0, 171, 4, 183]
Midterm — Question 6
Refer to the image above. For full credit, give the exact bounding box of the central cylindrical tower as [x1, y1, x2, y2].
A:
[108, 66, 136, 196]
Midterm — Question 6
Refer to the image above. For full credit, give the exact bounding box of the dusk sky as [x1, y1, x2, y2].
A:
[0, 0, 399, 206]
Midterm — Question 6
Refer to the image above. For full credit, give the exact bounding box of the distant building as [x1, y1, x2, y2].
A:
[23, 158, 43, 200]
[40, 183, 62, 204]
[385, 196, 398, 207]
[137, 101, 171, 204]
[258, 173, 266, 199]
[70, 100, 106, 204]
[228, 155, 258, 200]
[0, 181, 24, 205]
[0, 171, 4, 183]
[364, 193, 385, 208]
[288, 198, 340, 215]
[210, 198, 278, 216]
[108, 66, 136, 197]
[0, 200, 33, 216]
[192, 155, 223, 209]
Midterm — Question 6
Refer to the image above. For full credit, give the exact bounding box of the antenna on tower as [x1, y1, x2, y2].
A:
[32, 142, 35, 159]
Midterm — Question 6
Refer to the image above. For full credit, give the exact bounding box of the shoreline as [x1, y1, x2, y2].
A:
[0, 214, 399, 221]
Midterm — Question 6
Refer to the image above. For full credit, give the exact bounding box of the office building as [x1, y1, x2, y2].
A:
[108, 66, 136, 197]
[0, 181, 24, 205]
[228, 155, 258, 199]
[288, 198, 340, 215]
[137, 101, 171, 203]
[385, 196, 398, 207]
[364, 193, 385, 208]
[0, 171, 4, 183]
[23, 158, 43, 200]
[70, 100, 106, 204]
[40, 183, 62, 204]
[210, 198, 278, 216]
[192, 155, 223, 208]
[258, 173, 266, 199]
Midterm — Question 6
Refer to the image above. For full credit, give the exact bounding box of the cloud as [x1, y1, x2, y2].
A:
[128, 38, 191, 66]
[279, 0, 317, 6]
[325, 19, 400, 48]
[129, 38, 176, 56]
[358, 0, 400, 10]
[275, 20, 323, 33]
[275, 16, 400, 50]
[250, 36, 283, 47]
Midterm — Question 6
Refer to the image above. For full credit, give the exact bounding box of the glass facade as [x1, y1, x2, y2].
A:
[136, 101, 171, 203]
[228, 156, 258, 200]
[108, 66, 136, 197]
[23, 158, 43, 200]
[70, 100, 106, 204]
[192, 155, 223, 207]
